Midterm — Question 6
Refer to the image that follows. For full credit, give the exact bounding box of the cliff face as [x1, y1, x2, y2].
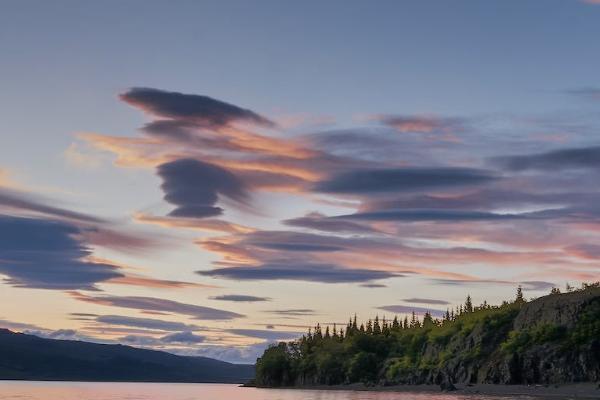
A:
[255, 286, 600, 387]
[481, 288, 600, 385]
[391, 288, 600, 385]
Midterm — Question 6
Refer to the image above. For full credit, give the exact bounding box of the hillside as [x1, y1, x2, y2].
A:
[255, 284, 600, 387]
[0, 329, 254, 383]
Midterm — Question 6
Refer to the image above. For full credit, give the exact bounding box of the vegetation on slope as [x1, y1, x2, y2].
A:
[255, 282, 600, 387]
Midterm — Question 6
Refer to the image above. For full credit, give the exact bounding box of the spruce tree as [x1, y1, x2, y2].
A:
[515, 285, 525, 303]
[373, 315, 381, 335]
[465, 295, 473, 313]
[392, 316, 400, 330]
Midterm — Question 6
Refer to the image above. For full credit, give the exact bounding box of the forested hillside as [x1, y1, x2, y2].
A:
[0, 330, 254, 383]
[255, 283, 600, 387]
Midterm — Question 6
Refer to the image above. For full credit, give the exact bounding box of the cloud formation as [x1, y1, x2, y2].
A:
[157, 158, 248, 218]
[402, 298, 451, 305]
[335, 208, 523, 222]
[0, 188, 103, 224]
[0, 215, 122, 289]
[227, 328, 302, 341]
[95, 315, 200, 332]
[71, 292, 244, 320]
[315, 167, 496, 195]
[161, 331, 206, 344]
[494, 146, 600, 171]
[379, 115, 464, 134]
[377, 305, 446, 318]
[266, 309, 318, 316]
[120, 87, 274, 128]
[210, 295, 271, 302]
[283, 211, 378, 233]
[199, 262, 399, 283]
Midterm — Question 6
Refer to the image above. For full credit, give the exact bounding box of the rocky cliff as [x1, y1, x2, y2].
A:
[255, 286, 600, 387]
[412, 287, 600, 385]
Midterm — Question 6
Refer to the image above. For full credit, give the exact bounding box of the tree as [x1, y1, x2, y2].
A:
[346, 352, 378, 384]
[255, 343, 292, 387]
[410, 311, 419, 328]
[515, 286, 525, 304]
[373, 316, 381, 335]
[566, 283, 574, 292]
[422, 312, 434, 328]
[444, 309, 451, 322]
[392, 316, 400, 330]
[465, 295, 473, 313]
[366, 319, 373, 334]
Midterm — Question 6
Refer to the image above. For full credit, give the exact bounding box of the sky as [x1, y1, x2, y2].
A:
[0, 0, 599, 363]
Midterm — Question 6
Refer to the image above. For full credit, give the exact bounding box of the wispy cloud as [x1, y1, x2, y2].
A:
[70, 292, 244, 320]
[210, 294, 271, 302]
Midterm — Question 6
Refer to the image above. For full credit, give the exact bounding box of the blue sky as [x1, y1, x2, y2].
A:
[0, 0, 599, 362]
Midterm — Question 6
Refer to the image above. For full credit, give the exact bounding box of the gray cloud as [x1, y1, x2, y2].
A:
[360, 283, 387, 288]
[283, 211, 378, 233]
[430, 279, 555, 292]
[0, 188, 104, 224]
[120, 87, 274, 128]
[377, 305, 446, 318]
[315, 167, 497, 195]
[402, 298, 451, 305]
[335, 208, 523, 222]
[157, 158, 247, 218]
[96, 315, 200, 332]
[266, 309, 318, 316]
[227, 329, 302, 341]
[0, 319, 46, 332]
[379, 115, 465, 134]
[210, 295, 271, 302]
[566, 87, 600, 101]
[193, 341, 270, 364]
[0, 215, 122, 290]
[494, 146, 600, 171]
[161, 331, 206, 344]
[199, 262, 399, 283]
[72, 293, 244, 320]
[241, 230, 349, 252]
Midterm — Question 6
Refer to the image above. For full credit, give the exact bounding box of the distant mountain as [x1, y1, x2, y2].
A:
[0, 329, 254, 383]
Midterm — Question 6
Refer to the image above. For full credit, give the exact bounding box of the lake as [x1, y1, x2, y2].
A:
[0, 382, 543, 399]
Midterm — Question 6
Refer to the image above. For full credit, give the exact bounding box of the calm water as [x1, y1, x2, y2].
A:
[0, 382, 542, 400]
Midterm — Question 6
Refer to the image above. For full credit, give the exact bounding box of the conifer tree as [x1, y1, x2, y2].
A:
[373, 315, 381, 335]
[366, 319, 373, 334]
[315, 323, 322, 339]
[422, 312, 434, 328]
[465, 295, 473, 313]
[515, 285, 525, 303]
[410, 311, 417, 328]
[392, 315, 400, 330]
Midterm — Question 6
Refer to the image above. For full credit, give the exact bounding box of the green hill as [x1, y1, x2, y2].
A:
[255, 283, 600, 387]
[0, 329, 254, 383]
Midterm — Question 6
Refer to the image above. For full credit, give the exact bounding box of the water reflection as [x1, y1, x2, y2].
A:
[0, 382, 537, 400]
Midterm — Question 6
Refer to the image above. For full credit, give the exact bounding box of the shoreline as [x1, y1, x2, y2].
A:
[251, 382, 600, 398]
